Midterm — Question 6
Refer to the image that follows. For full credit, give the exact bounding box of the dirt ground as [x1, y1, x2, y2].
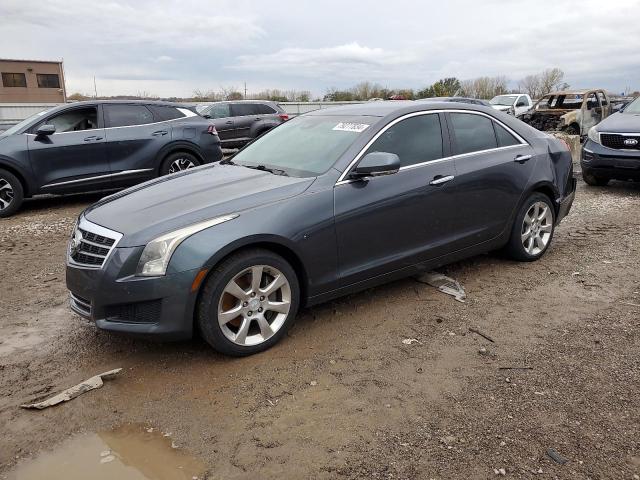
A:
[1, 179, 639, 479]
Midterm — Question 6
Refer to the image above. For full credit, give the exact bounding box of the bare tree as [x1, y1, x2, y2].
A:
[539, 68, 566, 96]
[518, 68, 568, 99]
[459, 76, 508, 99]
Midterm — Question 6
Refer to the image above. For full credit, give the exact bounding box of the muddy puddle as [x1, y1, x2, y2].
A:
[6, 424, 205, 480]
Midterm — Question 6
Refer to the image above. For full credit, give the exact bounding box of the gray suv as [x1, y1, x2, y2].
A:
[198, 100, 288, 148]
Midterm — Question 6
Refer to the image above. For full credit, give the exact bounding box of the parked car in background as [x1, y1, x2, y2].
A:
[0, 100, 222, 217]
[198, 100, 288, 149]
[521, 89, 612, 137]
[581, 96, 640, 186]
[490, 94, 533, 116]
[66, 101, 575, 356]
[418, 97, 492, 107]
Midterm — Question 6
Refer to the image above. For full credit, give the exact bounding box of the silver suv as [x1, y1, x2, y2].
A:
[198, 100, 288, 149]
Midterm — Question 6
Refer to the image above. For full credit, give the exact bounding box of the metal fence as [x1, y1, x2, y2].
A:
[0, 101, 367, 130]
[0, 103, 60, 129]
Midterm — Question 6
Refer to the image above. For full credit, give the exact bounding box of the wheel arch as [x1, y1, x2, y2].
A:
[0, 158, 33, 197]
[156, 141, 205, 174]
[193, 236, 310, 323]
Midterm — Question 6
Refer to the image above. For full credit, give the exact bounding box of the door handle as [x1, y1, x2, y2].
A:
[514, 154, 532, 164]
[152, 130, 168, 136]
[83, 135, 102, 141]
[225, 121, 233, 125]
[429, 175, 455, 186]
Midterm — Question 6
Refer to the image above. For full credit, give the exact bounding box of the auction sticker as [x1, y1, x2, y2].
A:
[333, 122, 370, 133]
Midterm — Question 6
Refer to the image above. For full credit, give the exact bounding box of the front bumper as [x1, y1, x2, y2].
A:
[66, 246, 202, 341]
[581, 140, 640, 181]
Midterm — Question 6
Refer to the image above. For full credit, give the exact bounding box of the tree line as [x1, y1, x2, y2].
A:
[67, 68, 586, 103]
[323, 68, 570, 101]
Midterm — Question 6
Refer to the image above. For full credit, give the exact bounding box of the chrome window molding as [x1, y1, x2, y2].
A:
[25, 113, 194, 136]
[335, 109, 528, 186]
[67, 216, 124, 270]
[42, 168, 153, 188]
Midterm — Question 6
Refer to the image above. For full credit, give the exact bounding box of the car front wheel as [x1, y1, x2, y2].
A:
[0, 169, 24, 218]
[197, 249, 300, 356]
[505, 193, 556, 262]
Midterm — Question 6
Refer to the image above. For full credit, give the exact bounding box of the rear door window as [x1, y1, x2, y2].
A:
[493, 122, 521, 147]
[449, 113, 497, 155]
[231, 103, 260, 117]
[149, 105, 185, 121]
[104, 104, 155, 127]
[364, 113, 444, 168]
[254, 104, 277, 114]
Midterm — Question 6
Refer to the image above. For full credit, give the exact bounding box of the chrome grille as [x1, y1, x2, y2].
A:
[68, 217, 123, 269]
[601, 133, 640, 150]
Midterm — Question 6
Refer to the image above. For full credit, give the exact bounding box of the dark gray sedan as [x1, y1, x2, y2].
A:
[66, 102, 576, 356]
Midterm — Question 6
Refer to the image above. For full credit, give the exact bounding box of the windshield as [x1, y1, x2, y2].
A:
[624, 97, 640, 114]
[490, 95, 517, 106]
[0, 107, 55, 137]
[231, 115, 379, 177]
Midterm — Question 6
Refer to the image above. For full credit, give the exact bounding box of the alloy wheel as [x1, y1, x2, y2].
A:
[521, 201, 553, 255]
[0, 178, 14, 211]
[217, 265, 292, 346]
[168, 158, 196, 174]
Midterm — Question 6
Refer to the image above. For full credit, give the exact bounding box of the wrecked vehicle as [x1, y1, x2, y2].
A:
[522, 89, 612, 137]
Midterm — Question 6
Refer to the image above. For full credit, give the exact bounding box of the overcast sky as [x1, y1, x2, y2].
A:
[2, 0, 639, 97]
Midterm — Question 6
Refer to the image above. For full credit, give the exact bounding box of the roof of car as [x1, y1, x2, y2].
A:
[305, 100, 495, 117]
[65, 99, 195, 109]
[202, 100, 279, 105]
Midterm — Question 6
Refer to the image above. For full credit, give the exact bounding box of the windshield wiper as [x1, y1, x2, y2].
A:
[243, 164, 289, 176]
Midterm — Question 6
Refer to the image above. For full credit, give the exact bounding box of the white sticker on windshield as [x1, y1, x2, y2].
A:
[333, 122, 370, 133]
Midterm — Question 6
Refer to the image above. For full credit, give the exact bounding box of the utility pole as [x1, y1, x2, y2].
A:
[93, 76, 98, 98]
[244, 82, 247, 100]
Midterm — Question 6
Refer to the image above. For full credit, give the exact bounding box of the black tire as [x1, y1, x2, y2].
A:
[197, 249, 300, 356]
[159, 151, 201, 176]
[504, 192, 556, 262]
[0, 169, 24, 218]
[582, 168, 609, 186]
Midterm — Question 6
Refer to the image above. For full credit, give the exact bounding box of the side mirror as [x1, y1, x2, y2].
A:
[516, 100, 527, 107]
[36, 124, 56, 136]
[351, 152, 400, 178]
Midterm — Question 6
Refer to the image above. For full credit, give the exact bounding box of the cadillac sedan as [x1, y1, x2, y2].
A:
[66, 102, 576, 356]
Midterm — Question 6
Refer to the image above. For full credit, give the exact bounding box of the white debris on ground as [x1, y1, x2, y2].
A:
[415, 271, 466, 303]
[20, 368, 122, 410]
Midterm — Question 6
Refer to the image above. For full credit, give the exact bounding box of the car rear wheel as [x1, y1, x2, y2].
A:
[0, 169, 24, 218]
[504, 193, 555, 262]
[197, 249, 300, 356]
[582, 168, 609, 186]
[160, 152, 201, 176]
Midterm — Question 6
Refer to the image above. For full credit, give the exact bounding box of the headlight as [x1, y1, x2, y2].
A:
[136, 214, 238, 276]
[587, 126, 601, 145]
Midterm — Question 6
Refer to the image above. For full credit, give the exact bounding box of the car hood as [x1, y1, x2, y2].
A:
[84, 164, 315, 247]
[492, 105, 512, 111]
[596, 111, 640, 133]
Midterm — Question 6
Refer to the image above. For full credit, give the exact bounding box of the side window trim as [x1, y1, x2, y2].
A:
[336, 110, 529, 185]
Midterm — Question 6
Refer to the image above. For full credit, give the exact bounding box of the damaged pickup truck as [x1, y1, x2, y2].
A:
[522, 89, 612, 137]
